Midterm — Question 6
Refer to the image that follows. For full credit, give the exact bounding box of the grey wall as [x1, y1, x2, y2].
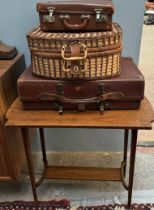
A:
[0, 0, 145, 151]
[113, 0, 145, 64]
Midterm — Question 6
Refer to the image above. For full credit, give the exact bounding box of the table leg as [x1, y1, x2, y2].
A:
[123, 129, 129, 177]
[127, 129, 138, 209]
[39, 128, 48, 167]
[35, 128, 48, 187]
[21, 127, 38, 201]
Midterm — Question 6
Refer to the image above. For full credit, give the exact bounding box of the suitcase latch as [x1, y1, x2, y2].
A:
[95, 9, 108, 23]
[43, 7, 55, 22]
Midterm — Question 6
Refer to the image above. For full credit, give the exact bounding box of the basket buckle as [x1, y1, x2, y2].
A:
[61, 43, 88, 75]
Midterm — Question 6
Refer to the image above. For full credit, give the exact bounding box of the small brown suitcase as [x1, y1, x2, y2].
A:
[18, 58, 144, 114]
[37, 0, 114, 32]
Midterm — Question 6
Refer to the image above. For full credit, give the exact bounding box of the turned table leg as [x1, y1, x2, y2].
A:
[127, 129, 138, 209]
[21, 127, 38, 201]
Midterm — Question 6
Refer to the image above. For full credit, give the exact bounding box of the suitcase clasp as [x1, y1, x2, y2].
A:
[43, 7, 55, 22]
[95, 9, 108, 23]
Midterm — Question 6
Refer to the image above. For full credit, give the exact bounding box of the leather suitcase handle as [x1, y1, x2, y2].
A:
[59, 14, 91, 30]
[39, 92, 124, 104]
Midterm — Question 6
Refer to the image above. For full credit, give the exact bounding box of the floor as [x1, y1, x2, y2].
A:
[0, 149, 154, 206]
[138, 24, 154, 141]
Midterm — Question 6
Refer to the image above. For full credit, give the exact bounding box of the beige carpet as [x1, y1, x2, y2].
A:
[138, 24, 154, 141]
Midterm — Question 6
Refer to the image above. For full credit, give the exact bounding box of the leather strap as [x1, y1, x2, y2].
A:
[39, 92, 124, 104]
[70, 44, 81, 57]
[70, 44, 81, 74]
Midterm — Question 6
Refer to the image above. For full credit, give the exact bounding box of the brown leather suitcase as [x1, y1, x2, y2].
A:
[17, 58, 144, 114]
[37, 0, 114, 32]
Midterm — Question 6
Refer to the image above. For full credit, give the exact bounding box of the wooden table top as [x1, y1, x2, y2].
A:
[6, 98, 154, 129]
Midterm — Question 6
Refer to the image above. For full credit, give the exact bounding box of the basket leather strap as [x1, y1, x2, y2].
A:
[39, 92, 124, 104]
[70, 44, 81, 75]
[70, 44, 81, 57]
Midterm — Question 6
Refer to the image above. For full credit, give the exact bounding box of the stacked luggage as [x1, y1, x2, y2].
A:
[18, 0, 145, 114]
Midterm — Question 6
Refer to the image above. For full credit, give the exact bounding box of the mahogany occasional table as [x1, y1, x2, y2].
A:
[6, 97, 154, 209]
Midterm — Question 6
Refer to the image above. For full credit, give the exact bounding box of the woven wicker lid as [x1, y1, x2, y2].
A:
[27, 23, 122, 41]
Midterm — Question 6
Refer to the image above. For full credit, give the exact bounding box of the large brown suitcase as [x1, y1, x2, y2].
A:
[17, 58, 144, 114]
[37, 0, 114, 32]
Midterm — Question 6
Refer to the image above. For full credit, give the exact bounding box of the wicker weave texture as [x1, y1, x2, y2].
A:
[27, 23, 122, 50]
[32, 53, 121, 79]
[27, 23, 122, 80]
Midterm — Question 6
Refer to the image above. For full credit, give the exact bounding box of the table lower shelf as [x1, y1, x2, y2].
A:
[41, 166, 122, 181]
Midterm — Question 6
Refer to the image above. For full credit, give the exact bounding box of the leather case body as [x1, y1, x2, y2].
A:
[37, 0, 114, 32]
[17, 58, 145, 113]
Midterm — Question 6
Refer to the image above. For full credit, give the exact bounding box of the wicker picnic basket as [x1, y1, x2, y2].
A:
[27, 23, 122, 80]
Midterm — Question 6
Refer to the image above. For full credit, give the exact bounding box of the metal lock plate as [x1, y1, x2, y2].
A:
[104, 102, 111, 109]
[99, 102, 111, 114]
[78, 103, 86, 111]
[70, 65, 80, 75]
[43, 7, 55, 22]
[95, 9, 108, 23]
[43, 15, 55, 22]
[73, 65, 79, 73]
